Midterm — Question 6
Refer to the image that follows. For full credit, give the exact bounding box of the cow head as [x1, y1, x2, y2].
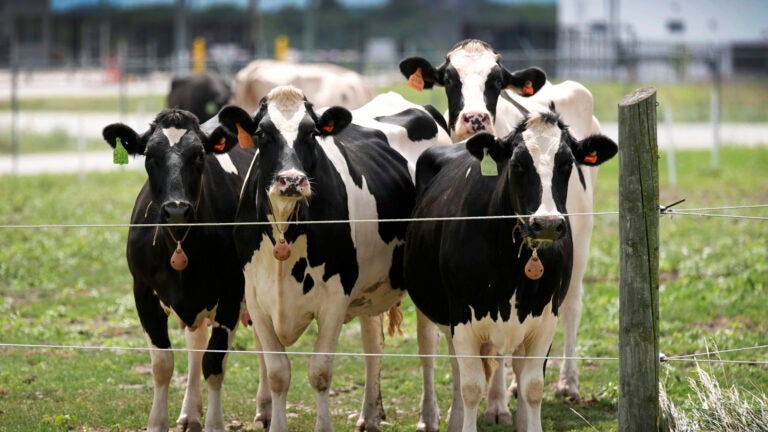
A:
[465, 105, 617, 243]
[400, 39, 547, 141]
[217, 85, 351, 222]
[102, 108, 239, 224]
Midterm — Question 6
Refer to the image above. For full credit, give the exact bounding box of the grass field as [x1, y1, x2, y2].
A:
[0, 143, 766, 431]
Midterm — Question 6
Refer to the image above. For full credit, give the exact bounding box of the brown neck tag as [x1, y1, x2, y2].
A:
[170, 241, 189, 271]
[273, 235, 291, 261]
[524, 248, 544, 280]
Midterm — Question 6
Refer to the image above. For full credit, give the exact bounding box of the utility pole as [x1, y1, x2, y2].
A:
[174, 0, 189, 74]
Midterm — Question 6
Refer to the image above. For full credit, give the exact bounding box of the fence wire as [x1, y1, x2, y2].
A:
[1, 203, 766, 366]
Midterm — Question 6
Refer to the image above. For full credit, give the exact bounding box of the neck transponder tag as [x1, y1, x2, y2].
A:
[480, 148, 498, 176]
[114, 137, 129, 165]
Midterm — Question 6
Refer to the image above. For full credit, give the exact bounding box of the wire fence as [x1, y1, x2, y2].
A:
[1, 203, 766, 367]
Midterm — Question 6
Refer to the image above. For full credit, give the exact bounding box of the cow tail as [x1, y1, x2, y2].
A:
[480, 342, 499, 383]
[385, 302, 403, 337]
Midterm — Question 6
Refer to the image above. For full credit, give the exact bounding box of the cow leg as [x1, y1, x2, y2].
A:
[251, 328, 272, 429]
[201, 323, 236, 432]
[514, 319, 557, 432]
[309, 314, 344, 432]
[415, 308, 439, 432]
[484, 359, 512, 424]
[444, 333, 464, 432]
[452, 336, 488, 432]
[177, 324, 206, 432]
[251, 313, 291, 432]
[134, 282, 173, 432]
[356, 314, 385, 432]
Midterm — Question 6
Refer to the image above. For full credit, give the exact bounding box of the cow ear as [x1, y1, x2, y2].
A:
[465, 132, 510, 162]
[214, 105, 257, 150]
[103, 123, 145, 155]
[503, 66, 547, 97]
[399, 57, 442, 90]
[317, 106, 352, 136]
[570, 134, 618, 166]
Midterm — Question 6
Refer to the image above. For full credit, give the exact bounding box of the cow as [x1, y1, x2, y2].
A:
[167, 72, 233, 123]
[213, 85, 451, 432]
[400, 39, 607, 415]
[233, 59, 374, 115]
[404, 106, 618, 432]
[102, 108, 256, 432]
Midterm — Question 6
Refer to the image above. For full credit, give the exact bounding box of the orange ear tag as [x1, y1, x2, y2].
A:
[236, 123, 255, 149]
[523, 80, 534, 96]
[583, 151, 598, 164]
[408, 67, 425, 92]
[524, 248, 544, 280]
[321, 121, 335, 134]
[213, 137, 226, 152]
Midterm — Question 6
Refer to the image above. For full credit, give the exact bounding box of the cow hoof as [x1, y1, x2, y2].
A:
[253, 414, 270, 430]
[355, 418, 381, 432]
[555, 382, 581, 403]
[483, 410, 513, 425]
[175, 419, 203, 432]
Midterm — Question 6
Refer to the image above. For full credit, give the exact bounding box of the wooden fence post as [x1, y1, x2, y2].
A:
[618, 87, 660, 431]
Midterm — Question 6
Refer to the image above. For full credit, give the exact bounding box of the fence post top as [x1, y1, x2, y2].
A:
[620, 87, 657, 106]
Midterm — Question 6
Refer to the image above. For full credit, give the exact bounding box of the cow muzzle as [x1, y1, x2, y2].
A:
[457, 111, 492, 138]
[161, 200, 193, 224]
[528, 215, 566, 242]
[274, 172, 310, 198]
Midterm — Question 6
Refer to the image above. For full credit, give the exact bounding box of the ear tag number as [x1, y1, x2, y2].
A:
[113, 137, 129, 165]
[480, 148, 498, 177]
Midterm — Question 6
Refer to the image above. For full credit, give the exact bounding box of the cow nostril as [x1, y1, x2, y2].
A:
[481, 113, 490, 123]
[531, 221, 543, 232]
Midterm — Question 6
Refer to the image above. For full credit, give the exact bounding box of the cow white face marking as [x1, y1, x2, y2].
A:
[266, 86, 307, 148]
[162, 127, 187, 146]
[522, 113, 564, 219]
[214, 153, 238, 175]
[446, 43, 499, 140]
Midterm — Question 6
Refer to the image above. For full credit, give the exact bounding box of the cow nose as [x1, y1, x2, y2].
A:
[276, 174, 309, 197]
[529, 216, 566, 241]
[461, 112, 491, 133]
[161, 201, 193, 224]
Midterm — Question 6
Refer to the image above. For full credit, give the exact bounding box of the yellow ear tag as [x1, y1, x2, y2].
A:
[480, 148, 498, 176]
[407, 67, 425, 92]
[236, 123, 255, 149]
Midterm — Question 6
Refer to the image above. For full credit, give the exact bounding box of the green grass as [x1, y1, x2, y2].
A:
[0, 129, 107, 154]
[0, 94, 165, 113]
[0, 147, 766, 430]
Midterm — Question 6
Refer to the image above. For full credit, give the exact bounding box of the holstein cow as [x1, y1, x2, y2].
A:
[404, 106, 617, 432]
[102, 109, 255, 432]
[233, 59, 374, 115]
[400, 39, 606, 411]
[214, 86, 451, 432]
[167, 72, 234, 123]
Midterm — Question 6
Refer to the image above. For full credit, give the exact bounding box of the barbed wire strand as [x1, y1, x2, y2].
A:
[0, 204, 766, 230]
[1, 342, 766, 366]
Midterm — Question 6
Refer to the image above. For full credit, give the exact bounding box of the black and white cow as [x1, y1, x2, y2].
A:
[404, 107, 617, 432]
[102, 109, 254, 432]
[401, 39, 607, 409]
[167, 72, 233, 123]
[214, 86, 451, 432]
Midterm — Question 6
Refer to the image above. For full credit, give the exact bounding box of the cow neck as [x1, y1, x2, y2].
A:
[500, 90, 530, 116]
[147, 175, 205, 271]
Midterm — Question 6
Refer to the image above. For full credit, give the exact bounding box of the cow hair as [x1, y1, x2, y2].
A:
[447, 39, 498, 61]
[150, 108, 205, 140]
